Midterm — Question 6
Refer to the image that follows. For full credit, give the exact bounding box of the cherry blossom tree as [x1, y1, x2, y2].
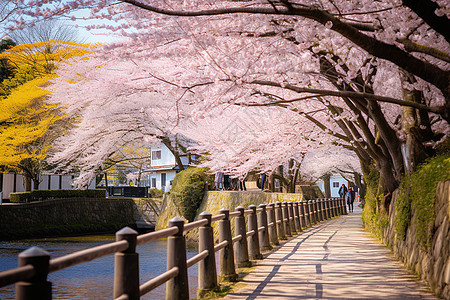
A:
[15, 0, 449, 193]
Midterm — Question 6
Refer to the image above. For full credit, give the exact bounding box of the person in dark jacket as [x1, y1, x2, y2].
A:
[338, 184, 348, 198]
[260, 173, 267, 191]
[346, 186, 356, 212]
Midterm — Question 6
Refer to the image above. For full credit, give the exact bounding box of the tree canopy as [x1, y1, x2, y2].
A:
[13, 0, 449, 192]
[0, 40, 94, 190]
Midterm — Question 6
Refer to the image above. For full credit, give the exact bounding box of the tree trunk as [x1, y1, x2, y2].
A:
[354, 172, 366, 200]
[292, 165, 300, 194]
[278, 165, 284, 193]
[33, 178, 39, 190]
[23, 174, 32, 192]
[162, 138, 185, 171]
[268, 173, 275, 192]
[400, 71, 430, 174]
[378, 157, 398, 194]
[322, 173, 331, 198]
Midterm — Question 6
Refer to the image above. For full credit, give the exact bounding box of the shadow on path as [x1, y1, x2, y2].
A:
[225, 206, 435, 300]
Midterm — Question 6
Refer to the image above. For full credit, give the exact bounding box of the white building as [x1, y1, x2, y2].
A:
[140, 143, 192, 192]
[0, 173, 96, 201]
[316, 174, 348, 198]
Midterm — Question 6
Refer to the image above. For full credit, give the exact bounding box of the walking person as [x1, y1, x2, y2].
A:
[239, 178, 247, 191]
[338, 184, 348, 199]
[214, 172, 224, 190]
[347, 186, 356, 212]
[260, 173, 267, 191]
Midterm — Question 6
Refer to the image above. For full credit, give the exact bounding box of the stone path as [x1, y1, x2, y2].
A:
[225, 205, 436, 299]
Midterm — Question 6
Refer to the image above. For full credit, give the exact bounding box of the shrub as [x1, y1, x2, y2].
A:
[169, 167, 212, 222]
[361, 168, 388, 240]
[149, 188, 164, 198]
[9, 189, 106, 203]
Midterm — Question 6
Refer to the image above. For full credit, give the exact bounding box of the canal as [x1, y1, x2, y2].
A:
[0, 235, 199, 299]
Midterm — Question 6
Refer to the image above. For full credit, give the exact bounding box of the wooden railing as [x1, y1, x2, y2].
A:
[0, 197, 347, 300]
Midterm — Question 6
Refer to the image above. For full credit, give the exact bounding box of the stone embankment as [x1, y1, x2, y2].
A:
[156, 189, 323, 237]
[0, 198, 136, 240]
[384, 180, 450, 299]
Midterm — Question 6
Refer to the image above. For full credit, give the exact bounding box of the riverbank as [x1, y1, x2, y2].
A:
[0, 198, 136, 240]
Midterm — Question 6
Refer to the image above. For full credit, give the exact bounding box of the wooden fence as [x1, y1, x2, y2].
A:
[0, 197, 346, 299]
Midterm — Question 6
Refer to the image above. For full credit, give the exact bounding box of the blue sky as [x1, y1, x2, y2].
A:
[72, 9, 128, 44]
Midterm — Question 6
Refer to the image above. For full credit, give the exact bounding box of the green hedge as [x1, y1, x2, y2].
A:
[169, 167, 213, 222]
[10, 189, 106, 203]
[149, 188, 164, 198]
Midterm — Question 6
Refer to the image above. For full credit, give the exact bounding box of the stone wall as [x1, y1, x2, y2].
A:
[156, 190, 318, 241]
[0, 198, 136, 240]
[384, 180, 450, 299]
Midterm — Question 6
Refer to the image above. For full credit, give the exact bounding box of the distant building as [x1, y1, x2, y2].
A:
[140, 143, 193, 192]
[316, 174, 348, 198]
[0, 173, 96, 201]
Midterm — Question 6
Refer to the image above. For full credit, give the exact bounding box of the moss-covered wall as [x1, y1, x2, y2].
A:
[382, 181, 449, 299]
[156, 191, 307, 241]
[363, 154, 450, 298]
[0, 198, 136, 240]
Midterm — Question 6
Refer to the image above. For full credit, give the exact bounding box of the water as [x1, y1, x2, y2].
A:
[0, 235, 199, 299]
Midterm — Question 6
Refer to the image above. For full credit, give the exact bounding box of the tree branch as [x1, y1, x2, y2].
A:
[120, 0, 450, 96]
[402, 0, 450, 43]
[397, 38, 450, 63]
[241, 79, 445, 115]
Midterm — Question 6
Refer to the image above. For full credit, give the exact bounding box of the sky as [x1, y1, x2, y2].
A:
[70, 9, 128, 44]
[0, 6, 126, 45]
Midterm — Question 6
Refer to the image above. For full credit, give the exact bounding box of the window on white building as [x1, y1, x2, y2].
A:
[152, 150, 161, 160]
[161, 173, 166, 187]
[333, 182, 339, 188]
[152, 178, 156, 188]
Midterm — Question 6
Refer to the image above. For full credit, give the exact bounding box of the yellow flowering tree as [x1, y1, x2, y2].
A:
[0, 40, 94, 190]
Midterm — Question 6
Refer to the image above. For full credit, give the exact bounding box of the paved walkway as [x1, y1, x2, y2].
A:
[225, 206, 436, 299]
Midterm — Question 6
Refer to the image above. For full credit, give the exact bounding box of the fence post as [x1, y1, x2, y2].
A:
[276, 202, 286, 240]
[321, 199, 327, 220]
[316, 199, 323, 222]
[282, 202, 291, 237]
[329, 198, 334, 217]
[248, 205, 263, 260]
[338, 198, 342, 216]
[198, 211, 218, 296]
[312, 200, 318, 222]
[315, 200, 321, 222]
[258, 204, 272, 251]
[166, 217, 189, 300]
[308, 200, 315, 225]
[114, 227, 139, 300]
[293, 202, 302, 232]
[267, 203, 279, 245]
[218, 209, 237, 282]
[344, 197, 348, 215]
[300, 201, 308, 228]
[288, 202, 296, 235]
[16, 247, 51, 300]
[334, 198, 339, 217]
[234, 206, 251, 268]
[320, 199, 326, 221]
[325, 199, 331, 220]
[317, 199, 322, 221]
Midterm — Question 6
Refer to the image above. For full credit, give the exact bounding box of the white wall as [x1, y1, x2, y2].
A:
[330, 176, 348, 197]
[1, 173, 95, 200]
[317, 175, 348, 198]
[151, 144, 175, 167]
